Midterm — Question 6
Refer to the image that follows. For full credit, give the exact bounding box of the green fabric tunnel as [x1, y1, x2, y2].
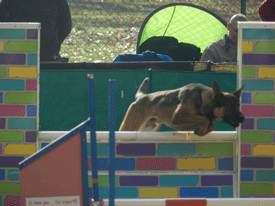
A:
[137, 3, 228, 55]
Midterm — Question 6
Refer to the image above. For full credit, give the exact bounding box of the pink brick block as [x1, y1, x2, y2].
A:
[242, 105, 274, 117]
[26, 80, 37, 91]
[137, 158, 175, 170]
[4, 195, 20, 206]
[241, 144, 251, 155]
[0, 105, 25, 116]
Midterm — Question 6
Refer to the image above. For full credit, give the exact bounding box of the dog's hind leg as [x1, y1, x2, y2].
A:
[119, 102, 146, 131]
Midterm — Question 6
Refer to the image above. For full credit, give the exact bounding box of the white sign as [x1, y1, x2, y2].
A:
[26, 196, 80, 206]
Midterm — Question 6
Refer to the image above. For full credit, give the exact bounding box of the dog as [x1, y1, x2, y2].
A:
[119, 77, 245, 136]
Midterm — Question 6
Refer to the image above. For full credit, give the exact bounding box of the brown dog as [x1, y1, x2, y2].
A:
[119, 78, 245, 136]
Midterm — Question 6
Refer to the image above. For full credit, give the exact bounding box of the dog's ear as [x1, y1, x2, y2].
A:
[232, 85, 245, 99]
[212, 81, 223, 101]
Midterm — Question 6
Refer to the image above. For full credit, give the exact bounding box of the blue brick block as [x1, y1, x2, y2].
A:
[241, 170, 253, 181]
[99, 187, 138, 198]
[160, 176, 198, 186]
[98, 158, 135, 170]
[221, 187, 233, 198]
[8, 170, 19, 181]
[157, 144, 196, 156]
[258, 119, 275, 130]
[27, 105, 37, 116]
[243, 29, 274, 40]
[0, 92, 2, 103]
[219, 158, 233, 170]
[0, 80, 24, 91]
[0, 29, 25, 39]
[242, 80, 273, 91]
[201, 175, 233, 186]
[242, 93, 251, 104]
[0, 170, 5, 180]
[180, 187, 219, 198]
[28, 54, 38, 65]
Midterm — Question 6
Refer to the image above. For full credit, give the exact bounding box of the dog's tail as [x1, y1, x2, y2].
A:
[135, 77, 149, 100]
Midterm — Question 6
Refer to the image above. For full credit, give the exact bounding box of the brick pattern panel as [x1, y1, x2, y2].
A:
[0, 23, 40, 205]
[239, 22, 275, 197]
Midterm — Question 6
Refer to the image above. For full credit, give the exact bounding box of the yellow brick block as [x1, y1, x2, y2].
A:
[9, 67, 37, 78]
[5, 144, 36, 155]
[139, 188, 178, 198]
[177, 158, 215, 170]
[0, 41, 3, 52]
[253, 145, 275, 156]
[242, 41, 253, 52]
[258, 67, 275, 78]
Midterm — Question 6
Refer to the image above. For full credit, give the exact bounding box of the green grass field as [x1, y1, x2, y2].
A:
[61, 0, 262, 63]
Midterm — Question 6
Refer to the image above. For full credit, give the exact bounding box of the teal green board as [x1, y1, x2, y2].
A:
[40, 70, 236, 131]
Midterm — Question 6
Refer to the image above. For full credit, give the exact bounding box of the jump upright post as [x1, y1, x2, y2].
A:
[109, 79, 116, 206]
[88, 74, 100, 204]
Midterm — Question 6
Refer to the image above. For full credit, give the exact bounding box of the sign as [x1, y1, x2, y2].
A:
[26, 196, 80, 206]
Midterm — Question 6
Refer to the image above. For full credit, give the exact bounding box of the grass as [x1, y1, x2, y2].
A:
[61, 0, 262, 63]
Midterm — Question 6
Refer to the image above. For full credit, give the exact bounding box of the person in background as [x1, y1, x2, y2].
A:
[259, 0, 275, 21]
[200, 14, 248, 63]
[0, 0, 72, 62]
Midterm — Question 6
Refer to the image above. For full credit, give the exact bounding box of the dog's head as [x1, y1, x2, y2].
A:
[212, 81, 245, 127]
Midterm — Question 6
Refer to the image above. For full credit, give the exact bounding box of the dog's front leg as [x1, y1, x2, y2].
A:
[194, 120, 215, 136]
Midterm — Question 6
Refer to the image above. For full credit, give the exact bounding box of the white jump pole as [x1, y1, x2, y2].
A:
[102, 198, 275, 206]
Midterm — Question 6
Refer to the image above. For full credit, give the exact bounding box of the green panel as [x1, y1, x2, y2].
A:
[6, 41, 37, 52]
[140, 5, 227, 52]
[0, 67, 6, 77]
[241, 131, 273, 143]
[0, 183, 20, 194]
[88, 176, 118, 187]
[5, 93, 37, 104]
[241, 183, 272, 195]
[0, 131, 24, 142]
[255, 42, 275, 53]
[254, 93, 275, 104]
[40, 69, 236, 131]
[197, 143, 233, 156]
[40, 70, 150, 131]
[242, 67, 255, 78]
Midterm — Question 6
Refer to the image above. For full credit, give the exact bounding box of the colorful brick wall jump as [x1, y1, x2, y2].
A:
[0, 23, 40, 206]
[239, 22, 275, 197]
[39, 141, 236, 199]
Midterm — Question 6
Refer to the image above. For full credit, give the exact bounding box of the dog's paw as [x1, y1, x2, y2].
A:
[194, 127, 207, 136]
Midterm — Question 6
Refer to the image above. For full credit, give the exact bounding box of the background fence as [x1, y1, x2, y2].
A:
[63, 0, 262, 62]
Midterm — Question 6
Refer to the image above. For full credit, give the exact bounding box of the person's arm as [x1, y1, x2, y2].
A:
[57, 0, 72, 44]
[259, 0, 275, 21]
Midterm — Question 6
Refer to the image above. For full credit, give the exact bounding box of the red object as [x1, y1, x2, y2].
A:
[259, 0, 275, 21]
[166, 199, 207, 206]
[92, 179, 99, 184]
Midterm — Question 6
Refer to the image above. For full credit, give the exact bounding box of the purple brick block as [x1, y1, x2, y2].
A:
[117, 143, 155, 156]
[4, 195, 20, 206]
[120, 176, 158, 186]
[0, 54, 25, 65]
[243, 54, 275, 65]
[0, 118, 5, 129]
[0, 156, 24, 167]
[25, 131, 37, 142]
[27, 29, 38, 39]
[201, 175, 233, 186]
[241, 118, 254, 129]
[241, 157, 273, 168]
